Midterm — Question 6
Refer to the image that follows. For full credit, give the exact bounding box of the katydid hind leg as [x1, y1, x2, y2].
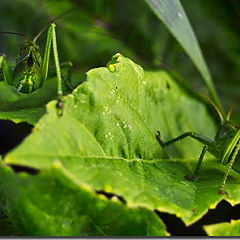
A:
[54, 60, 79, 113]
[40, 24, 53, 88]
[40, 23, 64, 116]
[51, 23, 65, 116]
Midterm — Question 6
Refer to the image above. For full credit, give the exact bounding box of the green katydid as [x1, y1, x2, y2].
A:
[156, 98, 240, 195]
[0, 22, 73, 115]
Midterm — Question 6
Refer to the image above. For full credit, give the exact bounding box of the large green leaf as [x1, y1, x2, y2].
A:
[4, 54, 239, 227]
[144, 0, 223, 115]
[0, 73, 83, 124]
[0, 162, 168, 236]
[0, 168, 19, 236]
[0, 217, 18, 236]
[204, 219, 240, 236]
[0, 81, 54, 125]
[0, 212, 19, 236]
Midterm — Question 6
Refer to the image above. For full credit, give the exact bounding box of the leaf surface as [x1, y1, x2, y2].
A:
[0, 73, 83, 125]
[0, 182, 19, 235]
[4, 54, 238, 226]
[0, 162, 168, 236]
[204, 219, 240, 236]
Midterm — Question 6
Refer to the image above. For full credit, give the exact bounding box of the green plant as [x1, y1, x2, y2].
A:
[0, 0, 240, 236]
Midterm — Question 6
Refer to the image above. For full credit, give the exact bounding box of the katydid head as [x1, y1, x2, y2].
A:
[213, 102, 239, 145]
[19, 41, 40, 56]
[0, 31, 42, 65]
[16, 39, 42, 75]
[214, 120, 240, 163]
[20, 39, 40, 54]
[205, 94, 240, 150]
[18, 25, 48, 62]
[17, 25, 50, 66]
[215, 121, 237, 142]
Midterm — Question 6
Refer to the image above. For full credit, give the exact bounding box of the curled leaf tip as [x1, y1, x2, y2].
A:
[107, 53, 121, 72]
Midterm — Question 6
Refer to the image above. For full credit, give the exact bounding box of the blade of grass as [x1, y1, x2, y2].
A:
[144, 0, 225, 117]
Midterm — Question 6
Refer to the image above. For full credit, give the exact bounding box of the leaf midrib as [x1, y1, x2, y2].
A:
[5, 153, 215, 164]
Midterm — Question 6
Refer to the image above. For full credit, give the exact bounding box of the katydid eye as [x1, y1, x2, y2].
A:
[220, 131, 227, 139]
[218, 126, 229, 139]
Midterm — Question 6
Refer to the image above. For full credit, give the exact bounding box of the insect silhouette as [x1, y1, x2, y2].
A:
[0, 23, 73, 115]
[156, 99, 240, 195]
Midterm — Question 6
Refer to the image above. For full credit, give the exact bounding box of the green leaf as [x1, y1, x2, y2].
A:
[0, 157, 20, 236]
[4, 54, 235, 227]
[0, 81, 50, 125]
[144, 0, 223, 115]
[0, 188, 19, 235]
[0, 214, 19, 236]
[0, 218, 18, 236]
[204, 219, 240, 236]
[0, 162, 168, 236]
[0, 73, 84, 125]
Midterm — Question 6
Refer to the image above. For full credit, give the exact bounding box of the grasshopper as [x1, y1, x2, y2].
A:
[156, 100, 240, 195]
[0, 23, 73, 115]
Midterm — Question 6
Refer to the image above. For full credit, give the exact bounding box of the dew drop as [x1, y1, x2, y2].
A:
[178, 12, 183, 19]
[116, 96, 121, 104]
[180, 180, 190, 188]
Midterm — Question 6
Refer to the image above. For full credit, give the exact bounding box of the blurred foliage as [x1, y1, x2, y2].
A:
[182, 0, 240, 123]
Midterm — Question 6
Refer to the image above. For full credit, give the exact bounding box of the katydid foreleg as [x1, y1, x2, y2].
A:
[185, 145, 208, 180]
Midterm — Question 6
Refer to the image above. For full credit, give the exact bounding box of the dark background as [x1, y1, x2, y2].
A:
[0, 0, 240, 235]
